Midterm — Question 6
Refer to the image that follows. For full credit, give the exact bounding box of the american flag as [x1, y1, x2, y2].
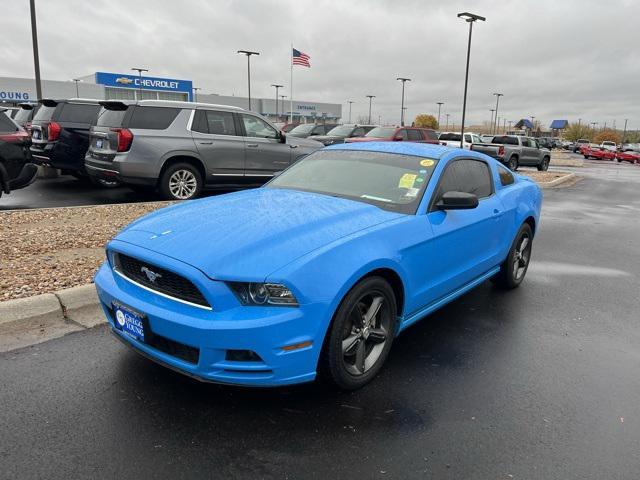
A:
[292, 48, 311, 68]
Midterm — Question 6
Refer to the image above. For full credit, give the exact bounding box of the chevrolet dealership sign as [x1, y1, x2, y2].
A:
[95, 72, 192, 99]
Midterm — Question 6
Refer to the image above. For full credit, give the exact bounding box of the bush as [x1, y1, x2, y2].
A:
[593, 129, 621, 144]
[413, 114, 438, 129]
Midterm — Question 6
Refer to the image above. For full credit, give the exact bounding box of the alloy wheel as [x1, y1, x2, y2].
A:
[341, 292, 391, 376]
[168, 169, 198, 199]
[513, 234, 531, 280]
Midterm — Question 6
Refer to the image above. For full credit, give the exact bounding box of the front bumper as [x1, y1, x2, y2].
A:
[94, 243, 326, 387]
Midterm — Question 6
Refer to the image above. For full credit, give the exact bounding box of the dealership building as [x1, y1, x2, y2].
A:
[0, 72, 342, 122]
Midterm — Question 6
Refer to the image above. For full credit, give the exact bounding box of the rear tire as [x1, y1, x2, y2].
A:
[319, 276, 397, 390]
[159, 163, 202, 200]
[507, 156, 519, 171]
[492, 223, 533, 289]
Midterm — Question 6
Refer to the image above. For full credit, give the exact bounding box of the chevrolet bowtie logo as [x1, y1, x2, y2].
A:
[115, 77, 134, 85]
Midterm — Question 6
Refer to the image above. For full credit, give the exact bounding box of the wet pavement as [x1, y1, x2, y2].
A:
[2, 160, 640, 479]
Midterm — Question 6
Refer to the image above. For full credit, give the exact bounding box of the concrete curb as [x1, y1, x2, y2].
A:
[538, 172, 576, 188]
[0, 283, 104, 352]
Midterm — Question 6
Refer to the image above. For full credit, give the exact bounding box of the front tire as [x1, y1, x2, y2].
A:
[319, 276, 398, 390]
[492, 223, 533, 289]
[159, 163, 202, 200]
[537, 156, 550, 171]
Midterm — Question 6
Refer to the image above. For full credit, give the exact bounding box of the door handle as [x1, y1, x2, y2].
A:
[199, 141, 213, 145]
[247, 143, 259, 148]
[289, 144, 298, 149]
[493, 208, 503, 217]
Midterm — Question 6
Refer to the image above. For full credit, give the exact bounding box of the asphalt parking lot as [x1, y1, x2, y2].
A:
[2, 159, 639, 479]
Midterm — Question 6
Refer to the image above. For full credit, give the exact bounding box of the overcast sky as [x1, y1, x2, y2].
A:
[2, 0, 639, 128]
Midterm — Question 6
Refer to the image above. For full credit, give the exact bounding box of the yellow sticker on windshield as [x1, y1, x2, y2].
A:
[398, 173, 417, 189]
[420, 159, 435, 167]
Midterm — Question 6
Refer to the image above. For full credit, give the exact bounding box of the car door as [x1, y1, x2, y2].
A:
[419, 158, 508, 305]
[190, 109, 245, 179]
[239, 113, 291, 178]
[522, 138, 539, 165]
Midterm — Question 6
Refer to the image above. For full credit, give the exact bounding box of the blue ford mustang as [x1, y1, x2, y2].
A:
[95, 142, 542, 389]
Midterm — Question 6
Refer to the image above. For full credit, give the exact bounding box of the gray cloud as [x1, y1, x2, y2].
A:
[1, 0, 638, 129]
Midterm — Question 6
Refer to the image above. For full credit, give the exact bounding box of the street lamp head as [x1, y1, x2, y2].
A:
[237, 50, 260, 56]
[457, 12, 486, 22]
[396, 77, 411, 82]
[131, 67, 149, 73]
[437, 102, 444, 106]
[271, 84, 283, 88]
[493, 92, 503, 97]
[366, 95, 376, 99]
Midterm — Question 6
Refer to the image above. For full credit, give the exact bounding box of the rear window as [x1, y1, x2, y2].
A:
[13, 108, 33, 124]
[128, 106, 180, 130]
[439, 133, 461, 141]
[492, 135, 519, 146]
[57, 103, 101, 123]
[0, 114, 18, 133]
[33, 104, 57, 122]
[96, 107, 129, 128]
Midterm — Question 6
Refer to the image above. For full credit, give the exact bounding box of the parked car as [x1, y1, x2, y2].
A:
[85, 100, 322, 200]
[287, 123, 336, 138]
[600, 141, 617, 152]
[573, 138, 590, 153]
[30, 98, 105, 183]
[345, 126, 439, 144]
[94, 142, 542, 389]
[582, 145, 616, 160]
[480, 134, 495, 143]
[311, 124, 377, 146]
[537, 137, 557, 149]
[0, 111, 37, 200]
[12, 103, 39, 132]
[438, 132, 483, 149]
[616, 149, 640, 164]
[472, 135, 551, 171]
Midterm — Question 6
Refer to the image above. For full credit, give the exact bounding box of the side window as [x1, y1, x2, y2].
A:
[313, 125, 326, 135]
[352, 127, 365, 137]
[191, 110, 208, 133]
[241, 114, 278, 139]
[129, 107, 180, 130]
[497, 165, 515, 186]
[407, 129, 422, 141]
[397, 129, 409, 140]
[435, 159, 493, 203]
[0, 114, 18, 133]
[205, 110, 236, 136]
[425, 130, 439, 141]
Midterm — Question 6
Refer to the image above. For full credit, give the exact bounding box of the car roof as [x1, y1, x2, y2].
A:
[327, 141, 471, 160]
[39, 98, 101, 106]
[98, 99, 246, 111]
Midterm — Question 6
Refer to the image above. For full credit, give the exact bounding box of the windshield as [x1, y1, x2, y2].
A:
[289, 124, 316, 135]
[267, 149, 438, 214]
[33, 104, 57, 121]
[365, 127, 396, 138]
[326, 125, 354, 136]
[439, 133, 461, 141]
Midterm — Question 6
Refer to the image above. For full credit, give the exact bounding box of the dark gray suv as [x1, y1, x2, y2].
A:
[84, 100, 322, 200]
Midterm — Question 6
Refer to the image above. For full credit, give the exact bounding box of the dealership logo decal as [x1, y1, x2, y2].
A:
[115, 77, 134, 85]
[140, 266, 162, 283]
[0, 91, 30, 100]
[115, 310, 126, 327]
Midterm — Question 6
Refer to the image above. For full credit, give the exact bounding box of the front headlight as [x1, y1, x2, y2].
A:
[227, 282, 299, 307]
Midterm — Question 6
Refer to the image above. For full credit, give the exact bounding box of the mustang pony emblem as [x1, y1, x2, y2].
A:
[140, 266, 162, 283]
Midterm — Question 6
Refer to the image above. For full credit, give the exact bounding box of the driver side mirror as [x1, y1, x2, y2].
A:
[435, 191, 479, 210]
[278, 130, 286, 143]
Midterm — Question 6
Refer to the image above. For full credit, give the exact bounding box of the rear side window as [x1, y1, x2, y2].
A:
[497, 165, 515, 186]
[0, 114, 18, 133]
[128, 106, 180, 130]
[396, 129, 409, 140]
[96, 107, 129, 127]
[424, 130, 438, 140]
[57, 103, 100, 123]
[492, 135, 519, 146]
[33, 104, 57, 121]
[435, 159, 493, 203]
[407, 129, 422, 141]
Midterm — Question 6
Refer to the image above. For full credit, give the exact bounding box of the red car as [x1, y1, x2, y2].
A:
[583, 145, 616, 160]
[345, 126, 439, 144]
[616, 150, 640, 164]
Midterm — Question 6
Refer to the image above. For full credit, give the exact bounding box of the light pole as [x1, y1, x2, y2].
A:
[271, 84, 283, 121]
[492, 93, 503, 134]
[347, 101, 355, 123]
[622, 119, 628, 146]
[457, 11, 486, 148]
[365, 95, 375, 124]
[72, 78, 81, 97]
[397, 77, 411, 126]
[445, 113, 450, 130]
[508, 120, 513, 132]
[192, 87, 201, 102]
[530, 116, 536, 134]
[29, 0, 42, 101]
[436, 102, 444, 128]
[237, 50, 260, 110]
[280, 95, 287, 121]
[131, 67, 148, 100]
[489, 109, 495, 132]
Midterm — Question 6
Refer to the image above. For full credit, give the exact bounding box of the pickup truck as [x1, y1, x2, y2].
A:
[471, 135, 551, 171]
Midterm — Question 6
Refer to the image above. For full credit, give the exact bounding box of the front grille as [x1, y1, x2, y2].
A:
[115, 253, 211, 309]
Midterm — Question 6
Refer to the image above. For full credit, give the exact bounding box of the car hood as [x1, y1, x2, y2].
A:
[115, 188, 404, 280]
[286, 135, 323, 148]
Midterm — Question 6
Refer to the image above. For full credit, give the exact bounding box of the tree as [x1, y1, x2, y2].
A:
[413, 114, 438, 129]
[593, 129, 621, 145]
[563, 122, 594, 142]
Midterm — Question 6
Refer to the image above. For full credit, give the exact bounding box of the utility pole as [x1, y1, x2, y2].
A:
[457, 11, 486, 148]
[530, 116, 536, 134]
[622, 119, 628, 146]
[396, 77, 411, 126]
[29, 0, 42, 101]
[131, 67, 148, 100]
[365, 95, 375, 124]
[271, 84, 283, 121]
[237, 50, 260, 110]
[436, 102, 444, 128]
[492, 93, 503, 134]
[347, 101, 355, 123]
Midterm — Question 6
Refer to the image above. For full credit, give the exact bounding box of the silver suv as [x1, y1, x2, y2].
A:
[84, 100, 322, 200]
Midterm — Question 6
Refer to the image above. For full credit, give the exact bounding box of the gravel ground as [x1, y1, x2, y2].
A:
[0, 202, 172, 301]
[519, 170, 571, 182]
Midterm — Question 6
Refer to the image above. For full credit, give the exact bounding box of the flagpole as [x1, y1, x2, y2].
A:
[290, 43, 293, 124]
